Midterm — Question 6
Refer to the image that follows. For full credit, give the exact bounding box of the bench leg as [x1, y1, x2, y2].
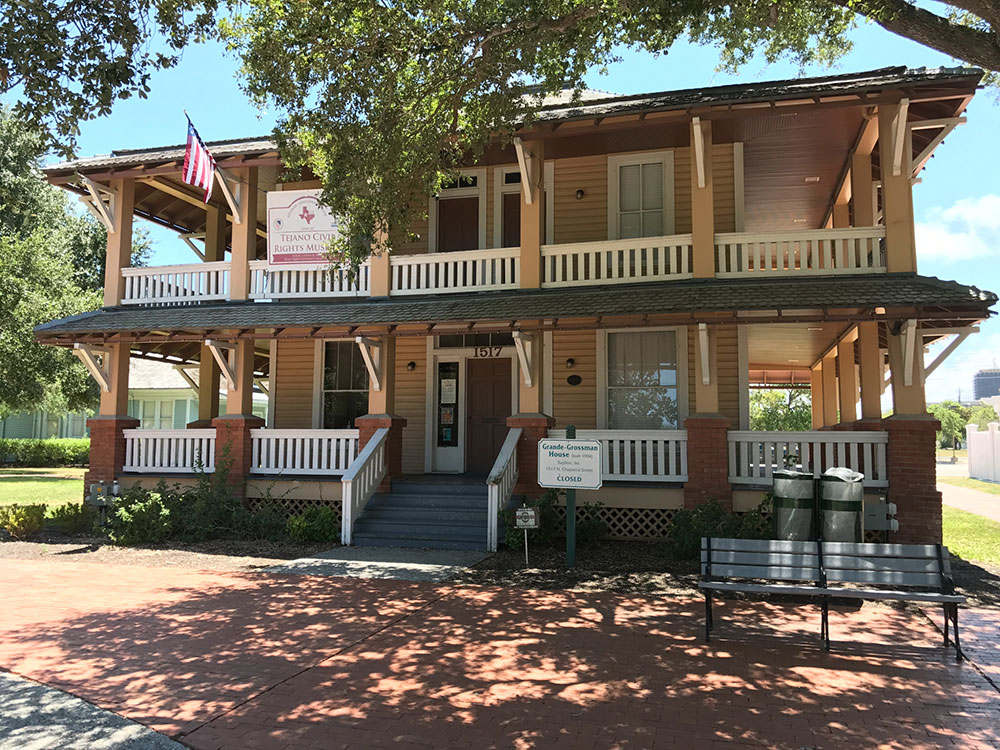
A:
[951, 604, 964, 663]
[943, 605, 950, 648]
[704, 590, 713, 643]
[821, 596, 830, 651]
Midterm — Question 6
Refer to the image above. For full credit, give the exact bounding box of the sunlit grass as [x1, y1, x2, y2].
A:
[939, 476, 1000, 496]
[943, 506, 1000, 565]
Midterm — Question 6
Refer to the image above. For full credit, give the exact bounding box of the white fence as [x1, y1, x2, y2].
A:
[967, 423, 1000, 482]
[249, 429, 359, 476]
[249, 260, 369, 300]
[122, 429, 216, 473]
[120, 262, 230, 305]
[728, 430, 888, 488]
[486, 428, 522, 552]
[390, 247, 519, 295]
[547, 429, 688, 482]
[541, 235, 693, 288]
[715, 227, 887, 277]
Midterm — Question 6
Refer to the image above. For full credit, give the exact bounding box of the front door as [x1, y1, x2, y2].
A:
[466, 358, 512, 474]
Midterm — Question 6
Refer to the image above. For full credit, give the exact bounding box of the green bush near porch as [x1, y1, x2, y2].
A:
[666, 498, 772, 561]
[0, 438, 89, 467]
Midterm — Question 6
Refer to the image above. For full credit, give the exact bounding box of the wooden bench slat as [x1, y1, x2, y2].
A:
[701, 550, 818, 567]
[821, 555, 941, 574]
[703, 538, 819, 554]
[820, 541, 941, 558]
[699, 581, 964, 604]
[826, 569, 942, 587]
[701, 563, 820, 581]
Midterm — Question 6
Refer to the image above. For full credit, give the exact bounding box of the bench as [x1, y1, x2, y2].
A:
[699, 537, 966, 660]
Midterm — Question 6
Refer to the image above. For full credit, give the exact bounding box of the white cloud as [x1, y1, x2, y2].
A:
[915, 193, 1000, 264]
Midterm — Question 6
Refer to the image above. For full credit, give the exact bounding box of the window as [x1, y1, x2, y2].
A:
[322, 342, 369, 428]
[606, 331, 679, 429]
[608, 152, 674, 240]
[139, 399, 174, 430]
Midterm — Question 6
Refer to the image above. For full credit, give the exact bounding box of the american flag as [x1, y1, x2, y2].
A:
[182, 115, 216, 203]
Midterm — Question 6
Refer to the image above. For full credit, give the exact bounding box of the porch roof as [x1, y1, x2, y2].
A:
[36, 274, 995, 345]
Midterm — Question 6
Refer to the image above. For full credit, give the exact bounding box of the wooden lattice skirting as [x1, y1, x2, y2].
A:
[249, 495, 343, 524]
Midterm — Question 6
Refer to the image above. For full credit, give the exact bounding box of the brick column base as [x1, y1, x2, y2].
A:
[506, 413, 556, 496]
[212, 414, 265, 500]
[683, 415, 732, 510]
[355, 414, 407, 492]
[84, 416, 140, 497]
[884, 417, 941, 543]
[185, 419, 215, 429]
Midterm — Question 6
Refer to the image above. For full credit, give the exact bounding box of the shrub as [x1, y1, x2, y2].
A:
[232, 502, 289, 542]
[666, 497, 772, 560]
[0, 504, 47, 539]
[501, 490, 607, 550]
[287, 506, 339, 543]
[0, 438, 90, 467]
[48, 503, 97, 535]
[107, 486, 171, 545]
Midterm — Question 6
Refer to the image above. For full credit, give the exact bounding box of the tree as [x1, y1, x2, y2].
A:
[929, 400, 968, 453]
[750, 389, 813, 432]
[968, 404, 999, 431]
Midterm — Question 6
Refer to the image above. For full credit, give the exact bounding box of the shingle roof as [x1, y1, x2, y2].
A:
[35, 274, 996, 337]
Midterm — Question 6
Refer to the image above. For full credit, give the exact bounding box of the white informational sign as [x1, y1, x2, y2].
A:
[515, 507, 538, 529]
[266, 189, 340, 266]
[537, 439, 603, 490]
[440, 379, 457, 404]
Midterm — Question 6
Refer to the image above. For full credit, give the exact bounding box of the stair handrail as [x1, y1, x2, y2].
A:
[341, 427, 390, 545]
[485, 427, 522, 552]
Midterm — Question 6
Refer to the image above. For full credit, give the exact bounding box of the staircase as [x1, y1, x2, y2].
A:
[351, 476, 488, 551]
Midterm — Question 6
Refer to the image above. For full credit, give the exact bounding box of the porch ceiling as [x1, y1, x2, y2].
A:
[35, 274, 995, 347]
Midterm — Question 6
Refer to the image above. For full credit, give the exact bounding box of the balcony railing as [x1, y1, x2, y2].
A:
[727, 430, 888, 488]
[121, 262, 230, 306]
[122, 429, 216, 473]
[541, 234, 693, 287]
[249, 429, 359, 475]
[390, 247, 520, 295]
[548, 429, 688, 482]
[249, 261, 369, 300]
[715, 227, 887, 277]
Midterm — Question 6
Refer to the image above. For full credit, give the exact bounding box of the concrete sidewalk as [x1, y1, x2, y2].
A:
[939, 481, 1000, 523]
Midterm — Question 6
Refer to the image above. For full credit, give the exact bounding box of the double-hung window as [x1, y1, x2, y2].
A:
[604, 330, 681, 429]
[608, 152, 674, 240]
[322, 342, 369, 428]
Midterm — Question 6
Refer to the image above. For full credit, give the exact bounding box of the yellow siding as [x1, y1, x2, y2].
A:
[398, 200, 429, 256]
[553, 156, 607, 244]
[394, 336, 428, 473]
[551, 330, 597, 428]
[274, 340, 315, 429]
[687, 325, 740, 423]
[712, 144, 736, 233]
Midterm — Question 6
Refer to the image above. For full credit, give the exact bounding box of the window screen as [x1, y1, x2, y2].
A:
[618, 162, 664, 239]
[322, 342, 369, 428]
[606, 331, 678, 429]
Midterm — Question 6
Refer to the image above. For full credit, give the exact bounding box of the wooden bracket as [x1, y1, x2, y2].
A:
[180, 232, 207, 261]
[355, 336, 382, 392]
[699, 323, 711, 386]
[910, 117, 966, 177]
[173, 364, 200, 396]
[923, 326, 977, 379]
[253, 377, 270, 396]
[205, 339, 238, 388]
[76, 174, 118, 232]
[891, 98, 910, 177]
[901, 318, 917, 387]
[73, 343, 113, 392]
[513, 137, 536, 205]
[513, 331, 534, 388]
[692, 117, 706, 189]
[214, 167, 243, 223]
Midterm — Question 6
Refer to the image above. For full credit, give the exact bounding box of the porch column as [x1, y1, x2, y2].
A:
[190, 207, 225, 427]
[851, 151, 876, 227]
[857, 321, 882, 419]
[878, 102, 916, 273]
[684, 324, 731, 509]
[85, 343, 139, 494]
[228, 166, 258, 301]
[837, 334, 858, 423]
[212, 339, 264, 498]
[690, 118, 715, 279]
[356, 336, 406, 490]
[821, 350, 838, 426]
[507, 329, 554, 495]
[102, 178, 135, 307]
[810, 364, 825, 429]
[519, 138, 545, 289]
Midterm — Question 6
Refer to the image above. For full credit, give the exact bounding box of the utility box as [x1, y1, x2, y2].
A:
[772, 469, 817, 541]
[820, 467, 865, 542]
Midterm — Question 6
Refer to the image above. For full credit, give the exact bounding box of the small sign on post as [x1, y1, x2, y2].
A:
[537, 426, 602, 568]
[515, 505, 539, 566]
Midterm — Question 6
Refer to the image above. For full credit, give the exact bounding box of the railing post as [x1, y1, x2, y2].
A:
[103, 178, 135, 307]
[355, 415, 406, 491]
[228, 166, 258, 301]
[690, 117, 715, 278]
[506, 414, 555, 495]
[519, 138, 545, 289]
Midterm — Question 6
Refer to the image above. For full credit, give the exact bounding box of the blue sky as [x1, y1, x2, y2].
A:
[61, 19, 1000, 404]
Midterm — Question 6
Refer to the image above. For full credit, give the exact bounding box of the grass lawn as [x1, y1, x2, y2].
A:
[0, 468, 85, 507]
[943, 506, 1000, 566]
[936, 448, 968, 460]
[938, 476, 1000, 496]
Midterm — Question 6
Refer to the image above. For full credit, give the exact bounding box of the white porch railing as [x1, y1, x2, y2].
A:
[341, 428, 388, 545]
[728, 430, 888, 488]
[390, 247, 520, 295]
[715, 227, 887, 277]
[541, 234, 693, 288]
[486, 428, 522, 552]
[249, 429, 359, 476]
[249, 260, 369, 300]
[120, 262, 230, 305]
[122, 429, 216, 473]
[547, 429, 688, 482]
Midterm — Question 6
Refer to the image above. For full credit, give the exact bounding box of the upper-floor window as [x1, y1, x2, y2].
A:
[608, 152, 675, 240]
[322, 341, 369, 428]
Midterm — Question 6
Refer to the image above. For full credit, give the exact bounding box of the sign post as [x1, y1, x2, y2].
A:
[514, 505, 539, 566]
[536, 424, 602, 569]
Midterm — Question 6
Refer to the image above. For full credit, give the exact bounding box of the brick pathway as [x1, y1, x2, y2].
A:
[1, 560, 999, 750]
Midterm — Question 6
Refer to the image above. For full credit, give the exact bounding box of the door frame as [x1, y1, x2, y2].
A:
[492, 163, 554, 248]
[424, 337, 519, 473]
[428, 167, 487, 254]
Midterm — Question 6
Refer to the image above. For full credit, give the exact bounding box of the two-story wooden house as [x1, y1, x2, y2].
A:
[36, 66, 995, 550]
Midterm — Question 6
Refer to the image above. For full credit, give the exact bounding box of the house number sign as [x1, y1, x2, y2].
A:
[473, 346, 503, 358]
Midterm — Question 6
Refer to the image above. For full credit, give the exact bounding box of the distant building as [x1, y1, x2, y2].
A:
[974, 369, 1000, 400]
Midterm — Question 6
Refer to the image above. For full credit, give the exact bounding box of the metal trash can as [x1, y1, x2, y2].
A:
[772, 469, 817, 541]
[820, 467, 865, 542]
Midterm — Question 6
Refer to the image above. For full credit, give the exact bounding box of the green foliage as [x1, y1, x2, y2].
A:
[750, 389, 812, 432]
[666, 497, 771, 560]
[0, 438, 90, 467]
[501, 489, 606, 550]
[106, 485, 172, 545]
[287, 505, 339, 543]
[968, 404, 999, 431]
[928, 400, 997, 449]
[0, 503, 47, 539]
[48, 502, 97, 534]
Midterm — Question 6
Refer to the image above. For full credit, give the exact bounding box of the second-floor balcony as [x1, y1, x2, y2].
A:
[117, 225, 888, 307]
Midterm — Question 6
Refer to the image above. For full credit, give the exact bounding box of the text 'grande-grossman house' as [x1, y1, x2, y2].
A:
[36, 66, 996, 550]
